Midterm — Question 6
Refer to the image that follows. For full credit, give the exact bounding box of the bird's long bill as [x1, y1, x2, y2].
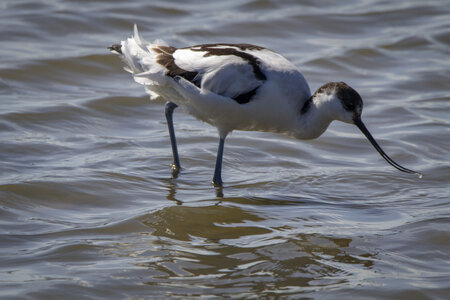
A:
[354, 118, 421, 176]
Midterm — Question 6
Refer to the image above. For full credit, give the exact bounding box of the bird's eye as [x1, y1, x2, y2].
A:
[346, 103, 355, 111]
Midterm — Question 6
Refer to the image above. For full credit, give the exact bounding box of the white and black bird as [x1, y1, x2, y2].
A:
[109, 25, 420, 186]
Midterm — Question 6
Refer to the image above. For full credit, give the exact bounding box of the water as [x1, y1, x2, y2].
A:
[1, 0, 449, 298]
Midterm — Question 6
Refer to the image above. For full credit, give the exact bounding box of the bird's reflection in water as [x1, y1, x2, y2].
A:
[164, 178, 182, 205]
[214, 185, 224, 199]
[112, 210, 375, 291]
[163, 178, 224, 205]
[120, 186, 377, 291]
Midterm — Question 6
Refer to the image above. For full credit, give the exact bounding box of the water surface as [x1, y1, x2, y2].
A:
[1, 0, 449, 298]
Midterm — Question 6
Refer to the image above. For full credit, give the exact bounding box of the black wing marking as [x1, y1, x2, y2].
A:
[154, 43, 267, 104]
[153, 46, 200, 87]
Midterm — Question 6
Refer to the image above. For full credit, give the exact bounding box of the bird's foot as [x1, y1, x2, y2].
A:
[171, 163, 181, 178]
[212, 177, 223, 187]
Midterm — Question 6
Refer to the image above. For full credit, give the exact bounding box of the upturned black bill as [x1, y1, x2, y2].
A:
[354, 118, 422, 177]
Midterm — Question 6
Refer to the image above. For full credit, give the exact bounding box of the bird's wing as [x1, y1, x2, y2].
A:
[116, 26, 272, 103]
[169, 44, 268, 102]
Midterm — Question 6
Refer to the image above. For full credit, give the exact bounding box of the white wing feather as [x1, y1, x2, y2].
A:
[120, 26, 264, 100]
[118, 25, 310, 108]
[172, 48, 262, 98]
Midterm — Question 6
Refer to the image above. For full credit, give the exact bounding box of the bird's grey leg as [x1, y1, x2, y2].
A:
[212, 137, 225, 186]
[165, 102, 181, 177]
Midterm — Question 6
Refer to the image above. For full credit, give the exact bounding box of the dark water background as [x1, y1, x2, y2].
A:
[1, 0, 449, 298]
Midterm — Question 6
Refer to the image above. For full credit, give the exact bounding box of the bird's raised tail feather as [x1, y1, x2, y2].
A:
[108, 25, 155, 74]
[108, 25, 173, 100]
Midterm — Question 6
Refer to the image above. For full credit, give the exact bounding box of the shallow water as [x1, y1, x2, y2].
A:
[1, 0, 449, 298]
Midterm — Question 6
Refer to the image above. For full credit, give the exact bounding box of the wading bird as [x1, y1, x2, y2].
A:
[109, 25, 420, 186]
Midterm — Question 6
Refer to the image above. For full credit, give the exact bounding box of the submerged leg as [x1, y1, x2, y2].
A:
[212, 137, 226, 186]
[165, 102, 181, 177]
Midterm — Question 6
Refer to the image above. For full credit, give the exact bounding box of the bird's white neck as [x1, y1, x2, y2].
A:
[291, 93, 342, 140]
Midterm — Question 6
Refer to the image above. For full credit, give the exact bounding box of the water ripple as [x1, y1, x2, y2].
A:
[1, 0, 449, 298]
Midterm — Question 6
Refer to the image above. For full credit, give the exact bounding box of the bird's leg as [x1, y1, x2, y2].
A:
[212, 137, 225, 186]
[165, 102, 181, 177]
